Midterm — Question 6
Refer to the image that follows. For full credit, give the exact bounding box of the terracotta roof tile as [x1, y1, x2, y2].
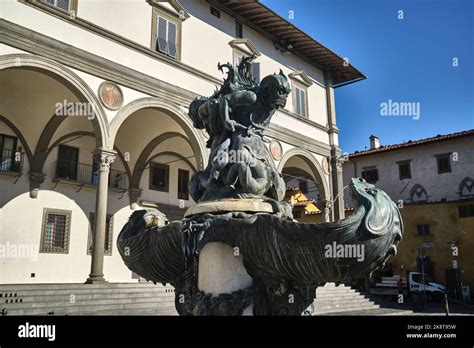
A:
[349, 129, 474, 158]
[211, 0, 366, 87]
[293, 199, 315, 207]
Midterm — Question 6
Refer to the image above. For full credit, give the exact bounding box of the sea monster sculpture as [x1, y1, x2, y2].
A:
[118, 58, 403, 315]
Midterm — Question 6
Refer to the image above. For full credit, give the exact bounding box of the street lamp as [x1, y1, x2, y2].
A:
[447, 240, 461, 301]
[419, 242, 433, 309]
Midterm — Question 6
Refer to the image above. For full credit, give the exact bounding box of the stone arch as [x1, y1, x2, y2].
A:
[130, 132, 194, 188]
[110, 97, 207, 170]
[0, 115, 34, 166]
[458, 177, 474, 197]
[277, 147, 330, 201]
[45, 131, 132, 186]
[410, 184, 429, 202]
[148, 151, 197, 173]
[0, 54, 110, 150]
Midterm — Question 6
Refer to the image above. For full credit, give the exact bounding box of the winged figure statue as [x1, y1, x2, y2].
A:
[117, 58, 403, 315]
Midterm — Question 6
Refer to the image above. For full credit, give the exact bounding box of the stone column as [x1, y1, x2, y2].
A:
[317, 199, 332, 223]
[324, 71, 345, 221]
[86, 148, 116, 284]
[330, 147, 345, 221]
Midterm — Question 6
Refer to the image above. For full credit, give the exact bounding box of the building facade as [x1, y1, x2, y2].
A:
[0, 0, 364, 284]
[342, 130, 474, 292]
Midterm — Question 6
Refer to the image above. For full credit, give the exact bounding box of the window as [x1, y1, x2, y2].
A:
[149, 162, 169, 192]
[40, 209, 71, 253]
[293, 211, 302, 219]
[88, 213, 113, 256]
[178, 169, 189, 200]
[157, 17, 177, 58]
[233, 51, 260, 82]
[56, 145, 79, 181]
[299, 180, 308, 194]
[416, 224, 430, 236]
[293, 85, 307, 117]
[251, 62, 260, 83]
[361, 168, 379, 183]
[398, 160, 411, 179]
[151, 4, 185, 60]
[210, 6, 220, 18]
[41, 0, 72, 11]
[0, 134, 19, 172]
[235, 21, 243, 38]
[436, 153, 452, 174]
[458, 205, 474, 218]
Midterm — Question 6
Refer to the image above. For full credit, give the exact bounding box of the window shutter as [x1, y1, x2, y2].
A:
[157, 17, 168, 54]
[56, 0, 70, 11]
[234, 53, 244, 67]
[295, 88, 301, 115]
[300, 89, 306, 116]
[167, 21, 177, 58]
[252, 62, 260, 82]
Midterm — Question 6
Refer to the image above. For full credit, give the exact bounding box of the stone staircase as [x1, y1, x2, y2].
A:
[0, 282, 382, 316]
[312, 283, 380, 314]
[0, 283, 178, 315]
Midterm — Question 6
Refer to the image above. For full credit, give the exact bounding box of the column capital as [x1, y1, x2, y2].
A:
[128, 187, 143, 209]
[128, 187, 143, 201]
[92, 148, 116, 171]
[316, 199, 332, 210]
[29, 171, 46, 198]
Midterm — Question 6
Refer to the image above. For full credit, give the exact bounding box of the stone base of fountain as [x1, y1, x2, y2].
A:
[184, 198, 292, 219]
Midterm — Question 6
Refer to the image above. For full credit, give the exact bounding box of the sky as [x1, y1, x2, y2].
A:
[261, 0, 474, 153]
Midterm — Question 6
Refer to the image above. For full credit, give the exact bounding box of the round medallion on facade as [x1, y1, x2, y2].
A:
[269, 140, 283, 160]
[322, 157, 330, 175]
[98, 81, 123, 110]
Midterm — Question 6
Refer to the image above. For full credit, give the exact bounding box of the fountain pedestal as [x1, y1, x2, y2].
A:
[117, 58, 403, 316]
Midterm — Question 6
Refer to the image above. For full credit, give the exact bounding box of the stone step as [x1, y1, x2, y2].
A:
[0, 287, 175, 297]
[316, 290, 358, 296]
[317, 287, 358, 293]
[316, 292, 369, 299]
[4, 301, 177, 315]
[2, 295, 174, 310]
[315, 296, 373, 304]
[315, 301, 374, 308]
[1, 291, 174, 305]
[311, 283, 383, 314]
[316, 299, 378, 307]
[314, 303, 380, 314]
[78, 309, 178, 316]
[76, 307, 179, 316]
[315, 297, 372, 303]
[0, 283, 162, 291]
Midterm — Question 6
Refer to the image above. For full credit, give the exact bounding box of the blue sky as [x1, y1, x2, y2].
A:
[262, 0, 474, 153]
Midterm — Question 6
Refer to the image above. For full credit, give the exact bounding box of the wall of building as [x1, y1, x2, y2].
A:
[342, 136, 474, 207]
[390, 200, 474, 290]
[0, 0, 346, 284]
[2, 0, 332, 137]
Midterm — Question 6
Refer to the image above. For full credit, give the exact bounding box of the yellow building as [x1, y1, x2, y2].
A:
[342, 130, 474, 298]
[284, 188, 320, 222]
[390, 199, 474, 294]
[285, 188, 355, 223]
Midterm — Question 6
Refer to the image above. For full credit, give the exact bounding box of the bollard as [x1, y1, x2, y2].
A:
[444, 293, 450, 316]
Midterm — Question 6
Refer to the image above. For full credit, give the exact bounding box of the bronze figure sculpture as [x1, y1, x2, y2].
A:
[117, 58, 403, 315]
